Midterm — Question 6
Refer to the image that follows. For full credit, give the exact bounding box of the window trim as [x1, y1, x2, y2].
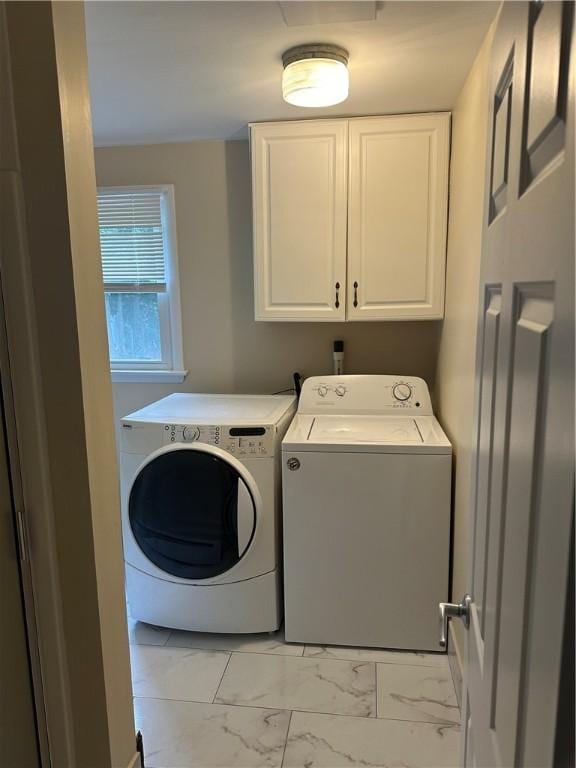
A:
[97, 184, 186, 382]
[110, 369, 188, 383]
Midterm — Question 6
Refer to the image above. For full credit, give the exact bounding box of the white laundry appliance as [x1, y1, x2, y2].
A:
[120, 393, 295, 633]
[282, 375, 451, 651]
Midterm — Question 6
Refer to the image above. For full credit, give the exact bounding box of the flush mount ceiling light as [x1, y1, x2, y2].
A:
[282, 44, 349, 108]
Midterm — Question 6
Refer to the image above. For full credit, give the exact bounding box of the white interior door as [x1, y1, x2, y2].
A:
[463, 3, 574, 766]
[250, 120, 348, 321]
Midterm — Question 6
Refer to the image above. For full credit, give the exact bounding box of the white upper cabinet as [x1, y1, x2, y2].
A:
[250, 113, 450, 321]
[347, 114, 450, 320]
[250, 120, 348, 321]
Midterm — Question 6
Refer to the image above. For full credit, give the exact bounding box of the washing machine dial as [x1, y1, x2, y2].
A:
[392, 383, 412, 402]
[335, 385, 347, 397]
[182, 425, 200, 442]
[317, 384, 329, 398]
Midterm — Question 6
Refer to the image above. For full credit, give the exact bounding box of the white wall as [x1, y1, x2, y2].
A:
[436, 24, 495, 668]
[95, 140, 442, 424]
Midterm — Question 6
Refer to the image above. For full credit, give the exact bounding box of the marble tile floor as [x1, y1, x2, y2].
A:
[129, 620, 461, 768]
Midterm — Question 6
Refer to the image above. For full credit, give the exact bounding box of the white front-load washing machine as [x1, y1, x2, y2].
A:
[120, 393, 295, 633]
[282, 375, 451, 652]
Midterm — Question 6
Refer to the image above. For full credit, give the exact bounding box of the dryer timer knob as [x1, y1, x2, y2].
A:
[183, 426, 200, 442]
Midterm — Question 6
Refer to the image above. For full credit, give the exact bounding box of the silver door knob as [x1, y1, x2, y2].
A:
[438, 594, 471, 648]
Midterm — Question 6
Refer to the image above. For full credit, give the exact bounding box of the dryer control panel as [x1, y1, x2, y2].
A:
[163, 423, 274, 457]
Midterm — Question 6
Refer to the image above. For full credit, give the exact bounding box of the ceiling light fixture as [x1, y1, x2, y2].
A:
[282, 44, 349, 108]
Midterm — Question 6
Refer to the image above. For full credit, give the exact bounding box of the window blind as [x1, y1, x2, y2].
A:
[97, 188, 167, 291]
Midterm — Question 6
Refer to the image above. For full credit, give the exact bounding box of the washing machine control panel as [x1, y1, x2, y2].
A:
[163, 424, 274, 457]
[299, 375, 433, 415]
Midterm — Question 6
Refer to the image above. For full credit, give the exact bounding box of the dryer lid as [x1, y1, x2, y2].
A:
[123, 393, 295, 426]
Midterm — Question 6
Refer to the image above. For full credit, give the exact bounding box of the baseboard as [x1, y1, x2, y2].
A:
[447, 622, 464, 710]
[126, 750, 141, 768]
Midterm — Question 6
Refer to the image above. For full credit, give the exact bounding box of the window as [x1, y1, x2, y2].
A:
[97, 186, 185, 382]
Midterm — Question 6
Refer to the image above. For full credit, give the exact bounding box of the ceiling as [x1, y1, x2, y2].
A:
[85, 1, 497, 146]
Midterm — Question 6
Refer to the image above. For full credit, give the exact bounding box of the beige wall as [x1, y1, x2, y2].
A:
[94, 141, 442, 423]
[436, 24, 495, 667]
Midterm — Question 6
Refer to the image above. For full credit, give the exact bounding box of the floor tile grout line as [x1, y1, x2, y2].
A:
[131, 643, 445, 672]
[306, 653, 447, 668]
[134, 644, 451, 678]
[162, 647, 305, 657]
[317, 659, 446, 669]
[132, 643, 233, 658]
[205, 697, 378, 720]
[136, 635, 304, 654]
[160, 643, 306, 656]
[132, 635, 447, 666]
[133, 694, 460, 728]
[212, 651, 233, 703]
[303, 644, 447, 657]
[134, 694, 224, 706]
[136, 647, 367, 662]
[280, 710, 294, 768]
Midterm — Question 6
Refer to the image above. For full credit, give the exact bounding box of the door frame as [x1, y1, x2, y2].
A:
[1, 2, 139, 766]
[0, 287, 48, 765]
[1, 149, 78, 768]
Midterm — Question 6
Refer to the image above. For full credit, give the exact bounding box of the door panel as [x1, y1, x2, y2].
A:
[347, 113, 450, 320]
[465, 4, 574, 767]
[489, 54, 513, 221]
[494, 285, 555, 767]
[251, 120, 347, 320]
[520, 1, 573, 189]
[472, 287, 501, 639]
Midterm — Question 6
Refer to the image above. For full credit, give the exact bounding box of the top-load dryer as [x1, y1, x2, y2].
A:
[120, 393, 295, 633]
[282, 375, 451, 651]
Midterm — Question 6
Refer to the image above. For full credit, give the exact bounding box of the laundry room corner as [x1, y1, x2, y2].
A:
[435, 16, 497, 694]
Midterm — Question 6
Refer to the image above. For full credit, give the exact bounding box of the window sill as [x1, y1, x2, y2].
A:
[111, 369, 188, 384]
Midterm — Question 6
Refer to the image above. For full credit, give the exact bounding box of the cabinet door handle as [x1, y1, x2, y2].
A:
[335, 282, 340, 309]
[353, 281, 359, 308]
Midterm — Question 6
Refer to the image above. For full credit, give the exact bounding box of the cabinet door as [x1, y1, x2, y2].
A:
[251, 120, 347, 321]
[347, 113, 450, 320]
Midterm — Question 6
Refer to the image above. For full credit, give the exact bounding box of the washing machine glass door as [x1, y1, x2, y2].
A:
[128, 443, 260, 580]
